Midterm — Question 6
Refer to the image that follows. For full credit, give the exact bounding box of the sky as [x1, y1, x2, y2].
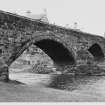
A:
[0, 0, 105, 36]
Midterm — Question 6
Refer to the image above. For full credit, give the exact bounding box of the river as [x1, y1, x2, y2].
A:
[7, 72, 105, 101]
[9, 72, 105, 97]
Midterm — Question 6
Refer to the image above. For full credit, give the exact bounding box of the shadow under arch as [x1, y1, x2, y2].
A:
[34, 39, 75, 67]
[88, 43, 104, 61]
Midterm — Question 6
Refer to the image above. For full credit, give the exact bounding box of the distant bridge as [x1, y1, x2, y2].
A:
[0, 10, 105, 81]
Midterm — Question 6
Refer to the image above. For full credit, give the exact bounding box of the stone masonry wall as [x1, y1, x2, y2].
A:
[0, 10, 105, 81]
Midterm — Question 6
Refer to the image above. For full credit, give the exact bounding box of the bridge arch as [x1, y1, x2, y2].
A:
[8, 34, 76, 68]
[88, 43, 104, 61]
[34, 39, 75, 66]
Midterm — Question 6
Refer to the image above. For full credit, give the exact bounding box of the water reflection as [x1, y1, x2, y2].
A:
[48, 74, 76, 90]
[9, 72, 105, 94]
[48, 74, 102, 91]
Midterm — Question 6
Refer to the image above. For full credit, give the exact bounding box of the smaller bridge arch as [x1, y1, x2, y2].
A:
[88, 43, 104, 61]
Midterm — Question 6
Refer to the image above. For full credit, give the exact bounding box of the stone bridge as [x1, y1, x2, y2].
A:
[0, 10, 105, 81]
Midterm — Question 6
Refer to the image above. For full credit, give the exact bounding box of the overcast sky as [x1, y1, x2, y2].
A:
[0, 0, 105, 36]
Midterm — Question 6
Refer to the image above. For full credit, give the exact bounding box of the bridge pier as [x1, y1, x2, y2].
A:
[0, 58, 9, 82]
[0, 66, 9, 82]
